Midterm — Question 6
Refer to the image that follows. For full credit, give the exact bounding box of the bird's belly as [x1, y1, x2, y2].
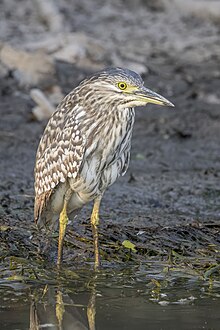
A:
[99, 162, 120, 190]
[68, 123, 132, 205]
[50, 183, 85, 215]
[69, 157, 123, 203]
[69, 157, 102, 203]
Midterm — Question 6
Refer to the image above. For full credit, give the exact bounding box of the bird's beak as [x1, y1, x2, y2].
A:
[134, 86, 174, 107]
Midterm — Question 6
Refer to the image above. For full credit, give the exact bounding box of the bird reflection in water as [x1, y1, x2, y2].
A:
[29, 280, 97, 330]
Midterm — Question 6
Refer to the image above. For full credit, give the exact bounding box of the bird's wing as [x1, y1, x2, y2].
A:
[34, 99, 86, 221]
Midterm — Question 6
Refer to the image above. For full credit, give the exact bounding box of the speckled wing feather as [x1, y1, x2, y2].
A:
[34, 95, 86, 222]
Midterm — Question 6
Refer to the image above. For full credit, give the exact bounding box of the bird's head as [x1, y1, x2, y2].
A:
[79, 67, 174, 110]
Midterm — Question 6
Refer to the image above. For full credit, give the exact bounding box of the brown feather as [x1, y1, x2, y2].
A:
[34, 92, 86, 222]
[34, 191, 52, 223]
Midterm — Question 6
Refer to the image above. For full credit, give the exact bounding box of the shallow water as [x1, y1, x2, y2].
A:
[0, 262, 220, 330]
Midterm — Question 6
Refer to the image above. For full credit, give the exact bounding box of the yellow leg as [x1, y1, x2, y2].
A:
[90, 197, 102, 270]
[57, 189, 72, 268]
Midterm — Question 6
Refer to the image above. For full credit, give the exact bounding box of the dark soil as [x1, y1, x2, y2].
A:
[0, 1, 220, 275]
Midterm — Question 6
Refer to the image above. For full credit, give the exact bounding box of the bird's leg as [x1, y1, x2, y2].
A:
[57, 201, 68, 268]
[90, 196, 102, 270]
[57, 189, 72, 268]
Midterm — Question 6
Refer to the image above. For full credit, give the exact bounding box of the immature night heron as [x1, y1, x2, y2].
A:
[34, 67, 174, 269]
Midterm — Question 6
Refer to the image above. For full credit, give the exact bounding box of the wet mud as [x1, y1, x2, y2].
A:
[1, 59, 220, 274]
[0, 1, 220, 278]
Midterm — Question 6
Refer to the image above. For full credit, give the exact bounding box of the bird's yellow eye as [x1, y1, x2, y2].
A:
[118, 82, 127, 90]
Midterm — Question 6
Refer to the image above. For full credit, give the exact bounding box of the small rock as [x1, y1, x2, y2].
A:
[31, 88, 56, 120]
[0, 44, 55, 87]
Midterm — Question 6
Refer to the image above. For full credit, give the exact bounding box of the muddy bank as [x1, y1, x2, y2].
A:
[1, 59, 219, 269]
[0, 0, 220, 271]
